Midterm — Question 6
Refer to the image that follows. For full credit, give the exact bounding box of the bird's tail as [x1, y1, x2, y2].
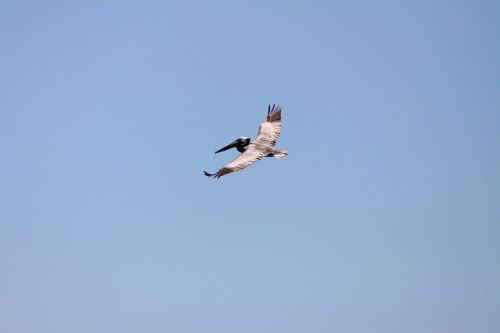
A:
[274, 149, 288, 159]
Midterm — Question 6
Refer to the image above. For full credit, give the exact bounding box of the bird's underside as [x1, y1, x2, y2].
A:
[204, 104, 288, 179]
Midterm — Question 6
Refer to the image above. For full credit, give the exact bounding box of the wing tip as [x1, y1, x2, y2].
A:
[267, 104, 281, 116]
[266, 104, 282, 121]
[204, 171, 221, 179]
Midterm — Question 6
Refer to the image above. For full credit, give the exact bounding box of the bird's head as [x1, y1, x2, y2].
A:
[215, 137, 251, 154]
[240, 137, 251, 145]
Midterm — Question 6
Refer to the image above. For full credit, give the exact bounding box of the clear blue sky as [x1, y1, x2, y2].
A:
[1, 1, 499, 332]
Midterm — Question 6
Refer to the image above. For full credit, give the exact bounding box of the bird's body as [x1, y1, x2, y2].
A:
[204, 105, 288, 178]
[233, 140, 281, 156]
[251, 142, 286, 157]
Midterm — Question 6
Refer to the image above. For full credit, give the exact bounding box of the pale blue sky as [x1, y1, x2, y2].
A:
[1, 1, 499, 332]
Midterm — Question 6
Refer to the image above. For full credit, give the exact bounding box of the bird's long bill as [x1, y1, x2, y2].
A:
[215, 139, 239, 154]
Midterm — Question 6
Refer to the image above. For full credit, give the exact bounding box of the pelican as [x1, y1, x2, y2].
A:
[204, 104, 288, 178]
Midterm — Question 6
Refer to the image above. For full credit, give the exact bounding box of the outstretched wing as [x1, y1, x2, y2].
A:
[204, 144, 265, 178]
[255, 104, 282, 146]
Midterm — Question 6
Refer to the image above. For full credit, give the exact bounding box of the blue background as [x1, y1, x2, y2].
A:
[1, 1, 499, 332]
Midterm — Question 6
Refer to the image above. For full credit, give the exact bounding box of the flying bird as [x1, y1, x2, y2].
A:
[204, 104, 288, 178]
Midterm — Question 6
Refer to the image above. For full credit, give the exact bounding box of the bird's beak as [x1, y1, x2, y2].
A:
[215, 139, 239, 154]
